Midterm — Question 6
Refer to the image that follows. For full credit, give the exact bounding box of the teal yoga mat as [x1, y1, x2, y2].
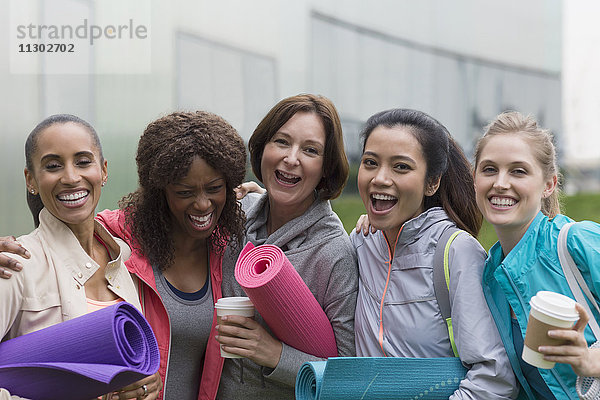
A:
[296, 357, 467, 400]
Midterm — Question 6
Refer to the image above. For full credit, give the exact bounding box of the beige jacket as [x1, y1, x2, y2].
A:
[0, 208, 141, 399]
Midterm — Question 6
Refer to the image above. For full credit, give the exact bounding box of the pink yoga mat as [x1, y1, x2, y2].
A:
[234, 242, 338, 358]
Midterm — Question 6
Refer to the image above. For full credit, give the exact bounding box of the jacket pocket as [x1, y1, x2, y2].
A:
[21, 293, 61, 311]
[14, 293, 63, 336]
[386, 264, 434, 304]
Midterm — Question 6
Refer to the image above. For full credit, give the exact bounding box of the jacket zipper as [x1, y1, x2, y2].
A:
[483, 271, 535, 400]
[377, 226, 404, 356]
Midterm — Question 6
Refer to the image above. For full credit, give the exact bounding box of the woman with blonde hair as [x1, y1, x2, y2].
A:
[474, 111, 600, 399]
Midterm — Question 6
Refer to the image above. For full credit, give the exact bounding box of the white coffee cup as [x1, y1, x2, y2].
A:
[522, 291, 579, 369]
[215, 297, 255, 358]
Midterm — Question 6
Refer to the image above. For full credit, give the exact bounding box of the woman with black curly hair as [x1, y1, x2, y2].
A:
[94, 111, 247, 400]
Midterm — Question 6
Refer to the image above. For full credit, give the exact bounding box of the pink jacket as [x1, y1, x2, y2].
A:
[96, 209, 224, 400]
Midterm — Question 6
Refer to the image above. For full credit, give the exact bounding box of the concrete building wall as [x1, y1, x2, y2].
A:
[1, 0, 562, 235]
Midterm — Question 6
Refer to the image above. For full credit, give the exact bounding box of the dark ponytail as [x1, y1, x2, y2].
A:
[26, 192, 45, 228]
[433, 135, 482, 236]
[361, 108, 482, 236]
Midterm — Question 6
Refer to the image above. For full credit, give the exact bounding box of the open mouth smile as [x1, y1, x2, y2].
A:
[189, 212, 213, 231]
[57, 190, 89, 208]
[275, 170, 301, 186]
[370, 193, 398, 214]
[489, 196, 517, 208]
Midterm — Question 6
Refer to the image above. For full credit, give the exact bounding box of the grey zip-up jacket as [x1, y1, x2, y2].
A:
[351, 207, 517, 400]
[218, 192, 358, 399]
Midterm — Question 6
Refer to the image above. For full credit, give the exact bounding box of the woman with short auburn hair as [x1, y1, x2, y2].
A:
[216, 94, 358, 399]
[248, 93, 349, 200]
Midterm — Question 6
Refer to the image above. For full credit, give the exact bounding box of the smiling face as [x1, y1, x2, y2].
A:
[25, 122, 107, 229]
[165, 156, 227, 242]
[358, 125, 434, 242]
[259, 111, 325, 215]
[474, 133, 556, 239]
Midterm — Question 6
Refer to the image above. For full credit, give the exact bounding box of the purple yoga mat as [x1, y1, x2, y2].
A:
[0, 302, 159, 400]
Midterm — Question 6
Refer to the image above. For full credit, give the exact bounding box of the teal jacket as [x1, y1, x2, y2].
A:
[482, 211, 600, 400]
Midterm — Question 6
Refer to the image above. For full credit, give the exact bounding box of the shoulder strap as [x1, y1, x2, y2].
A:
[433, 227, 462, 357]
[557, 222, 600, 339]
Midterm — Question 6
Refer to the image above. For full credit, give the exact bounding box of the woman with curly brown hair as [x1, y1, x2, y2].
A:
[94, 111, 247, 400]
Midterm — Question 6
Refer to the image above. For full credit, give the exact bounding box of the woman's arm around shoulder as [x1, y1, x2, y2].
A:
[0, 236, 30, 279]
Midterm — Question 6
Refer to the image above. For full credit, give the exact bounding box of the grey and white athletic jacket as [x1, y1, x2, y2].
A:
[351, 207, 518, 400]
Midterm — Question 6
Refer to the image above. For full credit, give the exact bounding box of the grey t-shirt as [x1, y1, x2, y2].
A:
[153, 266, 214, 400]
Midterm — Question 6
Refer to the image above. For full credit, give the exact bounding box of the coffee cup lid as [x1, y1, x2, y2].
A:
[530, 291, 579, 321]
[215, 296, 254, 308]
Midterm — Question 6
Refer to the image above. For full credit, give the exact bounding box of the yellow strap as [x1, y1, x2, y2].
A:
[446, 318, 459, 357]
[444, 230, 461, 357]
[443, 231, 461, 290]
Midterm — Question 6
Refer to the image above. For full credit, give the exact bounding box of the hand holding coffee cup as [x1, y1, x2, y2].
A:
[522, 291, 580, 369]
[215, 297, 255, 358]
[537, 303, 600, 378]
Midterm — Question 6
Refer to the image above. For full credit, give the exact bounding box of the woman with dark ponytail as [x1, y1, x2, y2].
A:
[352, 109, 517, 399]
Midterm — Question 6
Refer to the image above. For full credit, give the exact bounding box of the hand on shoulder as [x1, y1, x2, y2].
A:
[0, 236, 30, 279]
